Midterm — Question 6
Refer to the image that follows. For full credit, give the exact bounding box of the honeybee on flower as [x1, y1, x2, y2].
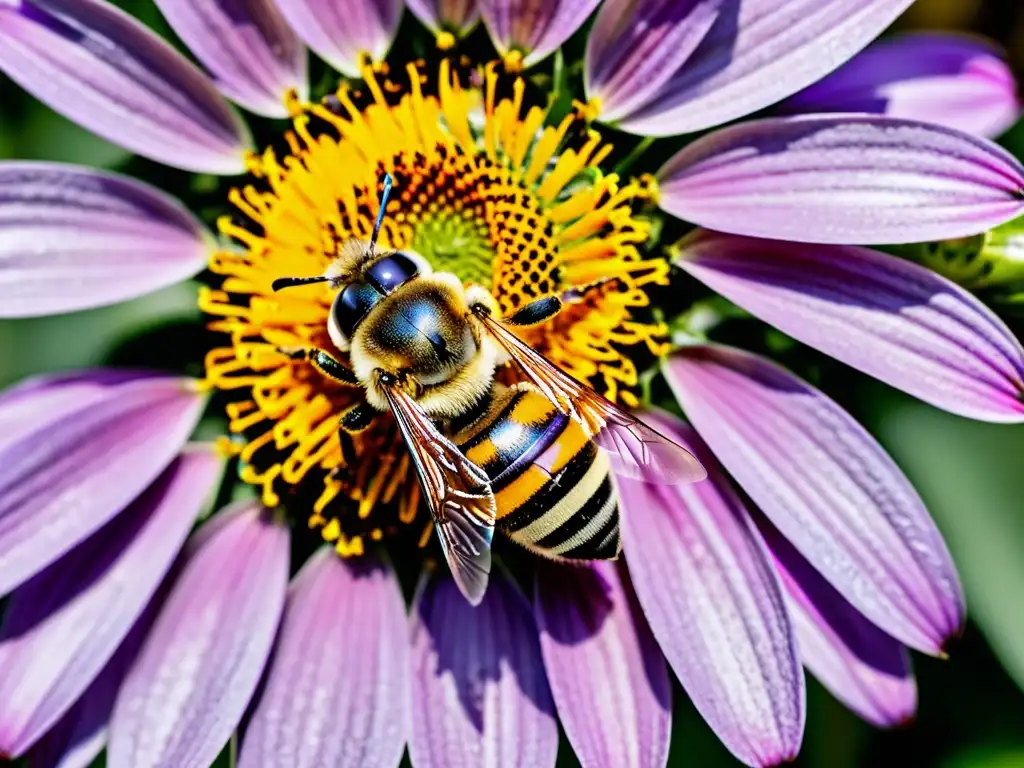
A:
[0, 1, 1022, 768]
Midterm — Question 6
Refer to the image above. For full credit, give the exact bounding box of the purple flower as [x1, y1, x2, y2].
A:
[0, 1, 1018, 766]
[779, 32, 1021, 139]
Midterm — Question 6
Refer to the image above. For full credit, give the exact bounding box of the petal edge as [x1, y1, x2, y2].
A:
[0, 0, 252, 174]
[674, 230, 1024, 422]
[658, 116, 1024, 245]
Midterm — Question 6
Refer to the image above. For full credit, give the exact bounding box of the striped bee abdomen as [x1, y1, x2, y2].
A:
[454, 383, 621, 561]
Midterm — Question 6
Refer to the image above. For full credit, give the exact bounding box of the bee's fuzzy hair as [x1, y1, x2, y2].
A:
[324, 239, 375, 286]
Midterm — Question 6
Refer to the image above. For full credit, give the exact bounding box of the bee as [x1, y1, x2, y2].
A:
[272, 174, 706, 604]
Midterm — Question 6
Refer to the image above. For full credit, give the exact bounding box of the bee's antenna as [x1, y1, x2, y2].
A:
[271, 275, 333, 292]
[369, 173, 393, 254]
[274, 175, 392, 291]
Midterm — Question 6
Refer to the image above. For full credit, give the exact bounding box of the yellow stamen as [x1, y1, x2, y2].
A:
[436, 31, 457, 50]
[503, 49, 525, 73]
[576, 97, 603, 123]
[284, 88, 307, 118]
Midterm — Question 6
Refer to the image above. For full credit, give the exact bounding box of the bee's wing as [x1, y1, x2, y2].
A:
[475, 310, 707, 485]
[381, 382, 496, 605]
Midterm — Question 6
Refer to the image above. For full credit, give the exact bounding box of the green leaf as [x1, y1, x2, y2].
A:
[943, 745, 1024, 768]
[0, 281, 200, 388]
[859, 381, 1024, 693]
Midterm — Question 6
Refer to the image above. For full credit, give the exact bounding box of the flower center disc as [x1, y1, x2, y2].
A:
[411, 213, 493, 285]
[201, 60, 670, 556]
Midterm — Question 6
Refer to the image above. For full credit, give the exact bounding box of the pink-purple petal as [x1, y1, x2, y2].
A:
[761, 518, 917, 728]
[239, 549, 409, 768]
[612, 0, 916, 136]
[586, 0, 724, 124]
[406, 0, 479, 37]
[0, 370, 143, 447]
[780, 33, 1021, 139]
[409, 568, 558, 768]
[664, 346, 965, 655]
[657, 115, 1024, 245]
[152, 0, 307, 118]
[24, 657, 120, 768]
[674, 231, 1024, 422]
[0, 449, 222, 758]
[0, 162, 211, 318]
[534, 562, 671, 768]
[108, 502, 289, 768]
[0, 373, 205, 597]
[618, 411, 804, 768]
[0, 0, 251, 174]
[270, 0, 401, 78]
[479, 0, 601, 67]
[24, 605, 159, 768]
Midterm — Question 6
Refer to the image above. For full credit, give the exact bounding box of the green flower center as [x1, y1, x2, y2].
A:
[411, 212, 495, 285]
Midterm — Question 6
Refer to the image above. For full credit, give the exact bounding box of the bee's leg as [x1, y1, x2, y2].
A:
[339, 400, 376, 432]
[557, 276, 628, 305]
[279, 347, 359, 386]
[330, 400, 377, 472]
[477, 277, 630, 328]
[506, 295, 563, 326]
[466, 284, 562, 327]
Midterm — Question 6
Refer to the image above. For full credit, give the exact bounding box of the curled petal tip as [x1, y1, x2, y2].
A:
[664, 345, 966, 655]
[0, 373, 204, 597]
[0, 0, 251, 173]
[618, 411, 805, 767]
[153, 0, 308, 118]
[271, 0, 401, 78]
[480, 0, 601, 68]
[608, 0, 917, 136]
[780, 32, 1022, 139]
[0, 162, 210, 318]
[658, 116, 1024, 245]
[674, 230, 1024, 423]
[938, 629, 965, 659]
[765, 518, 919, 728]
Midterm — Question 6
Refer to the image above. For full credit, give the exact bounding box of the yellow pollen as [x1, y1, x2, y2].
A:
[201, 59, 669, 553]
[638, 173, 661, 206]
[503, 49, 525, 73]
[284, 88, 307, 118]
[576, 97, 603, 123]
[436, 31, 457, 50]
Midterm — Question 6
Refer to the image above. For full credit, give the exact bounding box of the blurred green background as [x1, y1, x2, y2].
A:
[2, 1, 1024, 767]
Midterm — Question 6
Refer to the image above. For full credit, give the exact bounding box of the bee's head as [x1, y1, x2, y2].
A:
[325, 250, 432, 351]
[272, 172, 432, 350]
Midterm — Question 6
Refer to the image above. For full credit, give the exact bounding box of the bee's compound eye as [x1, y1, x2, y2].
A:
[331, 281, 381, 343]
[401, 250, 432, 276]
[365, 252, 423, 294]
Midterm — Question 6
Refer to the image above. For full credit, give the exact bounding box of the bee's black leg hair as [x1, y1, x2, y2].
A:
[557, 276, 628, 304]
[339, 400, 376, 433]
[279, 347, 359, 385]
[499, 277, 630, 327]
[333, 400, 376, 469]
[505, 295, 563, 326]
